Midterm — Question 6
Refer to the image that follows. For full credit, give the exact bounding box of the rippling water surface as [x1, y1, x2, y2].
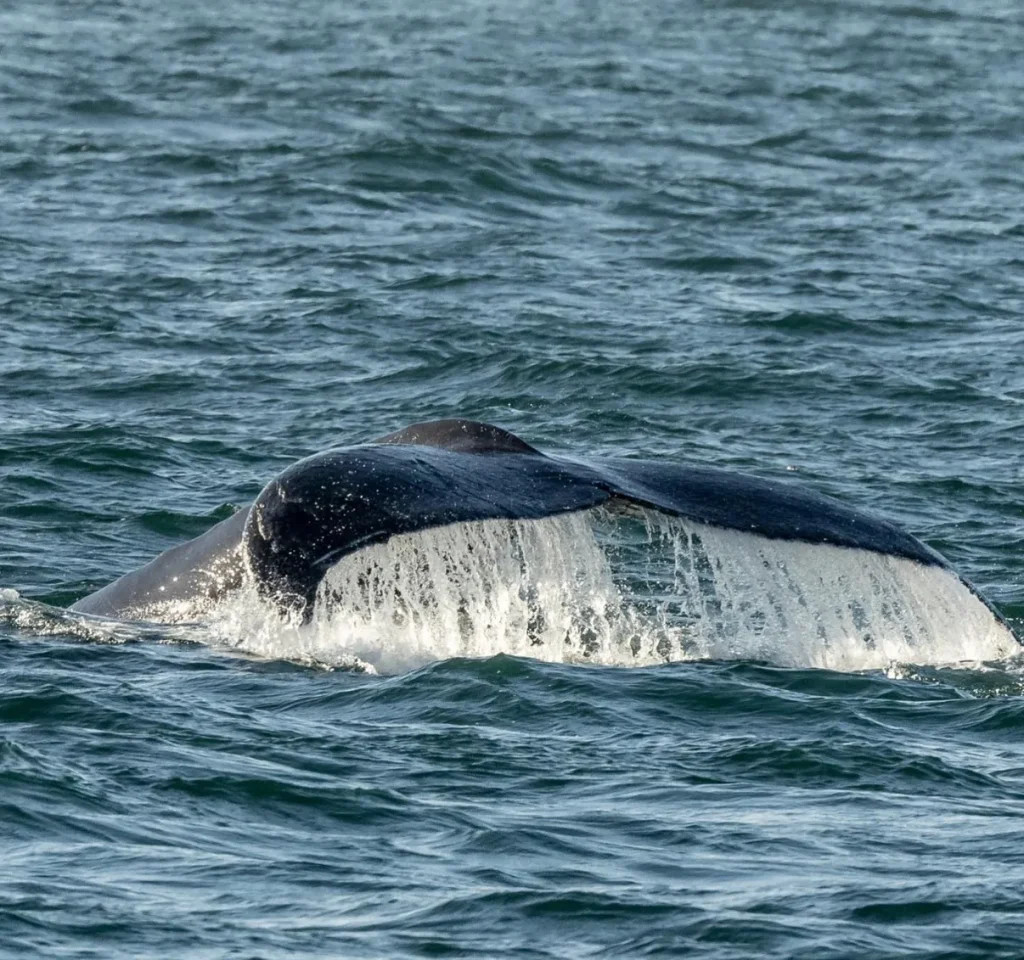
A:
[3, 0, 1024, 956]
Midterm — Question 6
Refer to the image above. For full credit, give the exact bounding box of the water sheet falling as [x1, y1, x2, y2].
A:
[209, 506, 1016, 673]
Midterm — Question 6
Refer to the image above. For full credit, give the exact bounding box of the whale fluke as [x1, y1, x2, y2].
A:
[70, 419, 1017, 652]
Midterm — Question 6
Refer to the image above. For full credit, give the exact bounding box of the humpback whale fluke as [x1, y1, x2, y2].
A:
[70, 419, 1018, 653]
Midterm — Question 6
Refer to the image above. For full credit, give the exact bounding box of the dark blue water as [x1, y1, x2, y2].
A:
[3, 0, 1024, 956]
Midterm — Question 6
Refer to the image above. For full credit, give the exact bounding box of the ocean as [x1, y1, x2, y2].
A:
[3, 0, 1024, 956]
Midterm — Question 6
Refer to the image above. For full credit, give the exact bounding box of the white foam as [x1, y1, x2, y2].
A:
[205, 507, 1017, 673]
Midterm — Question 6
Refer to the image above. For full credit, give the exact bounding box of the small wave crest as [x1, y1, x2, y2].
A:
[0, 588, 175, 646]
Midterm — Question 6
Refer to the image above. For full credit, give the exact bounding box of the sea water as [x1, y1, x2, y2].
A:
[3, 0, 1024, 956]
